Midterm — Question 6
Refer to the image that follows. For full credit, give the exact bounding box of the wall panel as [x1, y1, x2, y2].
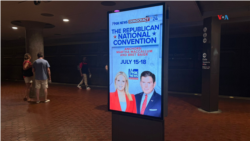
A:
[1, 34, 249, 97]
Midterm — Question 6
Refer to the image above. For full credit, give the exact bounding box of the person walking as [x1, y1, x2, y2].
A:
[23, 53, 34, 102]
[77, 57, 91, 90]
[32, 52, 51, 103]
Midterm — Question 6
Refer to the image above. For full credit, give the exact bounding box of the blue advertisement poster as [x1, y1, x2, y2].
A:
[109, 4, 164, 118]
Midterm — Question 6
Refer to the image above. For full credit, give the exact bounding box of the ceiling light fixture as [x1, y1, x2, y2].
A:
[41, 13, 54, 17]
[12, 27, 18, 30]
[63, 19, 69, 22]
[34, 0, 52, 5]
[101, 1, 116, 6]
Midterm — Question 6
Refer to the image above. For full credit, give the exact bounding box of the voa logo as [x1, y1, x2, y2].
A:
[218, 15, 229, 20]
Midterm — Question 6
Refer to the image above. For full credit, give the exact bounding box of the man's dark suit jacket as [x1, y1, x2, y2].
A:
[135, 90, 161, 117]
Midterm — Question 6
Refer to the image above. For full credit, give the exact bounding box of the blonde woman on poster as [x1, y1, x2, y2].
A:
[110, 72, 137, 113]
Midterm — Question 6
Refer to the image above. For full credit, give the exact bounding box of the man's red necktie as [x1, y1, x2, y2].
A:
[140, 95, 148, 115]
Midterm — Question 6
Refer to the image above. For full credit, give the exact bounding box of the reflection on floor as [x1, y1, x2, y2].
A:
[1, 81, 250, 141]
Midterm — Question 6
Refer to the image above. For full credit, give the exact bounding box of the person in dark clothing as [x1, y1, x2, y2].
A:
[135, 71, 161, 117]
[23, 53, 34, 102]
[77, 57, 91, 90]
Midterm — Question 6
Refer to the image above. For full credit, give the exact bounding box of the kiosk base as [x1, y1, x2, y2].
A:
[112, 112, 164, 141]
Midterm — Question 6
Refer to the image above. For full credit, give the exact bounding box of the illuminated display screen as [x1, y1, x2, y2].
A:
[108, 4, 164, 119]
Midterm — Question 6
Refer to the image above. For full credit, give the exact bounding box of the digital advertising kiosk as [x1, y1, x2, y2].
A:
[108, 3, 169, 140]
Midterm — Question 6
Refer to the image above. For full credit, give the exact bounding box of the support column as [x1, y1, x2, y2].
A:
[25, 22, 44, 63]
[201, 17, 221, 112]
[23, 21, 45, 98]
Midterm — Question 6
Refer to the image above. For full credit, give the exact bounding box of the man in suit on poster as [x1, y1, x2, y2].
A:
[135, 71, 161, 117]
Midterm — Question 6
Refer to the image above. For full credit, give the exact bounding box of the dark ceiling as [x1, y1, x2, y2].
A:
[1, 1, 250, 44]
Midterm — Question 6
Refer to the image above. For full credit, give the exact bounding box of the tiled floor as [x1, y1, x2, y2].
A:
[1, 81, 250, 141]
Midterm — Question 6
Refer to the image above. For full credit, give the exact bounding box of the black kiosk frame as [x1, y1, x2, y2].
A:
[107, 3, 169, 141]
